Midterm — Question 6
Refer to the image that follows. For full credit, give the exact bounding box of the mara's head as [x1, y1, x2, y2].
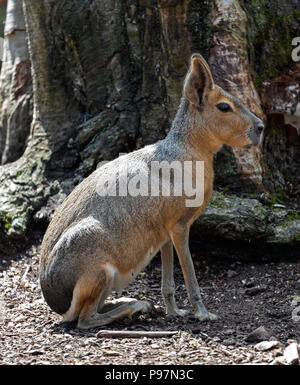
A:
[183, 53, 264, 148]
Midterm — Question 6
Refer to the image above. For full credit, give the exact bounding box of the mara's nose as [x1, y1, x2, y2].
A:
[256, 123, 264, 133]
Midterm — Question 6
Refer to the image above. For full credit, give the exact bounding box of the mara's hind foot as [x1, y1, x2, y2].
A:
[77, 298, 153, 330]
[98, 297, 155, 314]
[194, 310, 221, 322]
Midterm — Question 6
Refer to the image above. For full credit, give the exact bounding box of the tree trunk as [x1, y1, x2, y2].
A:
[0, 0, 299, 244]
[0, 0, 32, 164]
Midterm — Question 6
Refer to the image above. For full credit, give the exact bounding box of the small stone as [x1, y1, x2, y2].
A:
[222, 338, 235, 346]
[211, 336, 221, 343]
[246, 326, 273, 342]
[151, 344, 160, 349]
[254, 340, 282, 352]
[223, 329, 235, 336]
[283, 343, 299, 365]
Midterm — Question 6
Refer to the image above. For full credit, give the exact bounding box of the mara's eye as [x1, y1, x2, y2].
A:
[216, 103, 232, 112]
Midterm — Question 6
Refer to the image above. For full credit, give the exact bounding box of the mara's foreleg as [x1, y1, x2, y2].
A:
[161, 239, 189, 317]
[170, 224, 220, 321]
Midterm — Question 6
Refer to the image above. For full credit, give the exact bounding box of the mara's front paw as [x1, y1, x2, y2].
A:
[195, 310, 221, 322]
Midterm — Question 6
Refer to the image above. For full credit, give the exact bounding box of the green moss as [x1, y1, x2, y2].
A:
[4, 223, 11, 231]
[243, 0, 297, 90]
[0, 213, 13, 233]
[286, 210, 300, 221]
[277, 187, 286, 201]
[267, 193, 283, 205]
[209, 193, 233, 210]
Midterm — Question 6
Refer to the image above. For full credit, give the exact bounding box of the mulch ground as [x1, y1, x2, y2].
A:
[0, 236, 299, 365]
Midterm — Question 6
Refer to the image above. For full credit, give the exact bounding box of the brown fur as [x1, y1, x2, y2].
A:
[40, 54, 264, 329]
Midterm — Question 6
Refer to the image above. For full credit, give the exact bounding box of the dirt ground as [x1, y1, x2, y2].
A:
[0, 235, 299, 365]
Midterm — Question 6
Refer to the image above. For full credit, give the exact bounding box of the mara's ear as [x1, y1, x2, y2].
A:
[183, 53, 214, 106]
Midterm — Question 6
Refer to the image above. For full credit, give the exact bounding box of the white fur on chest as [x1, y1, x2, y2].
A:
[105, 247, 157, 295]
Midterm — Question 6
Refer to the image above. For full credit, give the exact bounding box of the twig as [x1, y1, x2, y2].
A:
[22, 265, 30, 280]
[97, 330, 178, 338]
[20, 265, 30, 287]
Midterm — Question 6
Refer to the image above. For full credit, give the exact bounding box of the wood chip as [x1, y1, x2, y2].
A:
[283, 343, 299, 365]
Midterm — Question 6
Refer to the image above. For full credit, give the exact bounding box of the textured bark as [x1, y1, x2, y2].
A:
[0, 0, 32, 164]
[0, 0, 299, 244]
[209, 0, 265, 192]
[0, 0, 78, 239]
[243, 0, 300, 201]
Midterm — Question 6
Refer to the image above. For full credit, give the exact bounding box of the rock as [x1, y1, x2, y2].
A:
[245, 285, 267, 296]
[191, 191, 300, 244]
[283, 343, 299, 365]
[245, 326, 273, 343]
[254, 340, 283, 352]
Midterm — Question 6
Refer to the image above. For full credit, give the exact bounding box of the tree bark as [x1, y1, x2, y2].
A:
[0, 0, 32, 164]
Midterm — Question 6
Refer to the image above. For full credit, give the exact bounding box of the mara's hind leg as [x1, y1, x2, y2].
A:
[72, 269, 153, 330]
[99, 297, 149, 313]
[78, 298, 152, 329]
